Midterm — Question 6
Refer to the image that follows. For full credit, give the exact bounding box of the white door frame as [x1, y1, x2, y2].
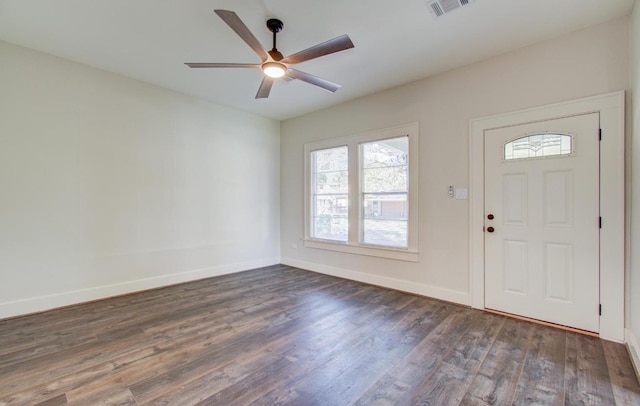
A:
[469, 91, 625, 342]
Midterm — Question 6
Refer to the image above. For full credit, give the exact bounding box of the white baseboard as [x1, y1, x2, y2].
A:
[0, 257, 280, 320]
[626, 328, 640, 382]
[281, 257, 470, 306]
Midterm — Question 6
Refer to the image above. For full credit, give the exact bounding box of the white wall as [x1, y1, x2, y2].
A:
[628, 0, 640, 373]
[280, 17, 629, 304]
[0, 41, 281, 318]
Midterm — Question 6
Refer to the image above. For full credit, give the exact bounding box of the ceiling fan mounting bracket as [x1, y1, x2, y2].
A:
[266, 18, 283, 34]
[266, 18, 285, 61]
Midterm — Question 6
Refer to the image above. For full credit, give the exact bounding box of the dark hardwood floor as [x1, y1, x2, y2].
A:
[0, 264, 638, 405]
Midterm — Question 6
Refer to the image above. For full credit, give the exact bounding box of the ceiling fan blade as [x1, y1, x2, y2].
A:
[255, 77, 275, 99]
[281, 34, 354, 65]
[287, 69, 341, 93]
[185, 63, 260, 69]
[214, 10, 269, 62]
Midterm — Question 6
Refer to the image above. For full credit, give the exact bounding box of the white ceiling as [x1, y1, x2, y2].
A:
[0, 0, 635, 120]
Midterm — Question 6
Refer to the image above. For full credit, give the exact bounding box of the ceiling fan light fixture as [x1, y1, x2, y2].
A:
[262, 62, 287, 78]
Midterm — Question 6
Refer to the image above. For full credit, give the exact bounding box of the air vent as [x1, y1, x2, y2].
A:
[427, 0, 474, 18]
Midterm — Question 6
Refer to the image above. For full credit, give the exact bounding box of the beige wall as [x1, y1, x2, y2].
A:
[0, 41, 281, 318]
[280, 17, 629, 304]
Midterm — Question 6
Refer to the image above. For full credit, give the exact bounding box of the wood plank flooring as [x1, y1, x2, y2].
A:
[0, 264, 638, 405]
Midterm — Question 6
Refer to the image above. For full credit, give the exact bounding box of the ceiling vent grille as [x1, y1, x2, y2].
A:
[427, 0, 474, 18]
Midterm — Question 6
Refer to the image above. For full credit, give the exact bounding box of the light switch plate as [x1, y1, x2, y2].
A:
[455, 188, 468, 199]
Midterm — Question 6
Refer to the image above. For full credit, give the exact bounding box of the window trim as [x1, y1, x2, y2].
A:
[303, 123, 419, 262]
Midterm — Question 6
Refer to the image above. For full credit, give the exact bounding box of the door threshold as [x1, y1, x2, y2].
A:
[484, 308, 599, 337]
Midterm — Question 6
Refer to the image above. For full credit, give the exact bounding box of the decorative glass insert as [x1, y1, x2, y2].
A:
[504, 133, 572, 160]
[311, 146, 348, 241]
[360, 136, 409, 248]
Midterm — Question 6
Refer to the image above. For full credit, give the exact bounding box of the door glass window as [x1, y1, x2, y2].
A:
[504, 133, 572, 160]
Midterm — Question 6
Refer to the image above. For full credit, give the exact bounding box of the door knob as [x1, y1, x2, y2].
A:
[487, 214, 494, 220]
[486, 226, 495, 233]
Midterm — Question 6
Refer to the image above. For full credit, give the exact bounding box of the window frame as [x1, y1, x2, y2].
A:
[303, 123, 419, 262]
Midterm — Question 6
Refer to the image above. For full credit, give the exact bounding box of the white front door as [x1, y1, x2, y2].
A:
[484, 113, 600, 332]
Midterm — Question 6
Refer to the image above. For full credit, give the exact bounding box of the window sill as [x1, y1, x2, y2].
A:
[303, 239, 419, 262]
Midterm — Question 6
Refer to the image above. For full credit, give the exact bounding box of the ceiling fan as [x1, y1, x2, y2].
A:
[185, 10, 355, 99]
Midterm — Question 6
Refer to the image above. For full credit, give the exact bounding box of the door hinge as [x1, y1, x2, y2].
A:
[599, 128, 602, 140]
[599, 304, 602, 316]
[599, 217, 602, 228]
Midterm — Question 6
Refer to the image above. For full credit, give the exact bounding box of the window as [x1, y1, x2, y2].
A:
[361, 137, 408, 247]
[504, 133, 573, 160]
[304, 124, 418, 261]
[311, 146, 348, 242]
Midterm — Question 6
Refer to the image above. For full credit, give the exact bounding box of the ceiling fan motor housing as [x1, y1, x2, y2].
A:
[268, 49, 284, 61]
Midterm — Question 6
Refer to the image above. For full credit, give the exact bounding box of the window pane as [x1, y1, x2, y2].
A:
[504, 134, 572, 160]
[311, 146, 348, 241]
[363, 193, 407, 220]
[363, 219, 407, 247]
[360, 136, 409, 248]
[315, 170, 348, 194]
[314, 195, 348, 216]
[314, 217, 348, 241]
[362, 138, 408, 169]
[313, 146, 348, 172]
[363, 167, 408, 193]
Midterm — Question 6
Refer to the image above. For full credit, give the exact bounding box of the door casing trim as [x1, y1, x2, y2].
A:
[469, 91, 625, 342]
